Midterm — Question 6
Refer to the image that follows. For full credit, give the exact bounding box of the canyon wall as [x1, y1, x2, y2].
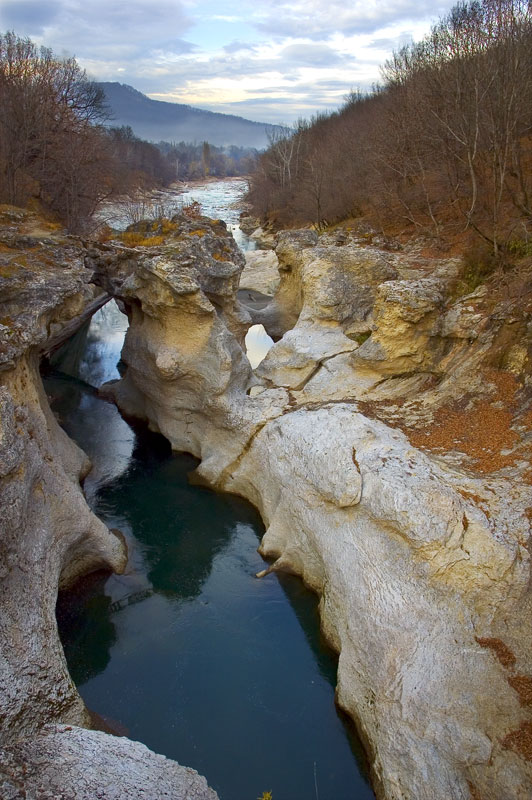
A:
[1, 203, 531, 799]
[92, 218, 532, 800]
[0, 207, 218, 800]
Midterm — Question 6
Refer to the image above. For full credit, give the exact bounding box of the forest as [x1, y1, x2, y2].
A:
[0, 32, 257, 232]
[248, 0, 532, 258]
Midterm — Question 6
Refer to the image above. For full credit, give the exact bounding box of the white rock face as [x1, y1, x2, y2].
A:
[256, 324, 358, 389]
[222, 406, 531, 798]
[91, 224, 532, 800]
[0, 724, 219, 800]
[240, 249, 280, 295]
[0, 224, 128, 745]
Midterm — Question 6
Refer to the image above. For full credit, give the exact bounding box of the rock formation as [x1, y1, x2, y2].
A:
[0, 724, 219, 800]
[91, 219, 532, 800]
[0, 208, 128, 743]
[2, 202, 531, 800]
[0, 207, 217, 799]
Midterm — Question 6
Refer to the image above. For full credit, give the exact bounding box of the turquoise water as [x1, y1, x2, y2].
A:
[48, 180, 374, 800]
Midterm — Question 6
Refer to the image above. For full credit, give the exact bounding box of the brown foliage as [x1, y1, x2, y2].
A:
[0, 32, 113, 231]
[249, 0, 532, 255]
[0, 33, 179, 232]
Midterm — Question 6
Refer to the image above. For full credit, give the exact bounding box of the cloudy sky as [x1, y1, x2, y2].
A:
[0, 0, 455, 124]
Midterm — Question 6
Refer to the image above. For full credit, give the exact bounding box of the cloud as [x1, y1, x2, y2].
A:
[280, 43, 344, 66]
[223, 40, 258, 54]
[1, 0, 458, 124]
[254, 0, 449, 38]
[3, 0, 193, 61]
[0, 0, 62, 35]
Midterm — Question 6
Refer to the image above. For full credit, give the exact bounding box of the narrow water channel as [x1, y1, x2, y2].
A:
[46, 182, 375, 800]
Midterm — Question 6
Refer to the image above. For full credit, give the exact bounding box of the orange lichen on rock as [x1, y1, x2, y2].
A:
[502, 721, 532, 762]
[508, 675, 532, 707]
[467, 781, 485, 800]
[475, 637, 517, 669]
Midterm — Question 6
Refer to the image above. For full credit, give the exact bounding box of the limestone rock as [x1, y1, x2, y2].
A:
[439, 299, 486, 339]
[5, 205, 532, 800]
[0, 216, 128, 744]
[238, 212, 261, 236]
[255, 324, 358, 389]
[254, 231, 396, 340]
[353, 278, 446, 374]
[102, 220, 532, 800]
[222, 405, 532, 800]
[248, 226, 276, 247]
[0, 724, 219, 800]
[240, 249, 280, 295]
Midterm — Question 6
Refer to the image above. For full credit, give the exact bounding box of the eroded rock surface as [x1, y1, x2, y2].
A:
[0, 724, 219, 800]
[3, 205, 532, 800]
[0, 207, 220, 798]
[240, 249, 280, 296]
[95, 221, 532, 800]
[0, 209, 128, 744]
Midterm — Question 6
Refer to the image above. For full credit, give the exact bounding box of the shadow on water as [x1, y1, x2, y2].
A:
[57, 571, 118, 686]
[94, 426, 247, 601]
[272, 571, 372, 784]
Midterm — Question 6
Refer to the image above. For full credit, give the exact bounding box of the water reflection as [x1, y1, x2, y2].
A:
[95, 432, 240, 600]
[44, 370, 135, 504]
[57, 572, 118, 686]
[49, 377, 374, 799]
[51, 301, 128, 387]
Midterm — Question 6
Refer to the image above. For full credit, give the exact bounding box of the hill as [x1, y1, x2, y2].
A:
[98, 82, 283, 149]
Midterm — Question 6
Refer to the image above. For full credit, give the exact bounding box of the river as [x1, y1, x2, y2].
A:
[47, 180, 374, 800]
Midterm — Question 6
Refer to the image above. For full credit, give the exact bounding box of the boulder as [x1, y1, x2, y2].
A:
[0, 724, 219, 800]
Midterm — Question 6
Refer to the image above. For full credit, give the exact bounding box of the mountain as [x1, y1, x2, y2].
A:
[98, 82, 283, 149]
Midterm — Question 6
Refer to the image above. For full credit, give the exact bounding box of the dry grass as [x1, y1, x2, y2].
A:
[117, 231, 167, 247]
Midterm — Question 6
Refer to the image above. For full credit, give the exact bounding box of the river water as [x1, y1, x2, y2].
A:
[99, 178, 255, 252]
[48, 181, 374, 800]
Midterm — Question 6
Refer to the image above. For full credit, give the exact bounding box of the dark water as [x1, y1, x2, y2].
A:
[47, 182, 374, 800]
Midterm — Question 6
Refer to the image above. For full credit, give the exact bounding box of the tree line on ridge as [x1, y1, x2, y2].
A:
[0, 32, 258, 232]
[248, 0, 532, 258]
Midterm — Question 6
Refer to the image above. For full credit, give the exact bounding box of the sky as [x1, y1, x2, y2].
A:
[0, 0, 455, 125]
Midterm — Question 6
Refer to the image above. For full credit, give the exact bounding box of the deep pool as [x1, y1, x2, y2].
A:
[46, 179, 374, 800]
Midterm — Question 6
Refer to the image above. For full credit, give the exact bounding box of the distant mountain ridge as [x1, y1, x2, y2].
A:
[98, 82, 283, 149]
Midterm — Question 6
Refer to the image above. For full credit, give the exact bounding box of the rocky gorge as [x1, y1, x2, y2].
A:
[0, 201, 531, 799]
